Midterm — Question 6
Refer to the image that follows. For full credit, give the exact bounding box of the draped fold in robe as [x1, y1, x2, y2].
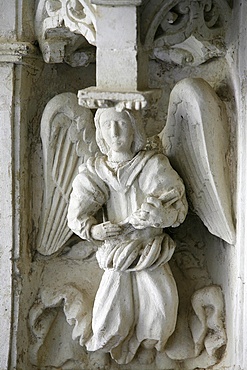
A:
[68, 150, 188, 364]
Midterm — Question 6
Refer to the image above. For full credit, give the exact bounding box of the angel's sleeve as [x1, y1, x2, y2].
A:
[67, 161, 109, 241]
[139, 153, 188, 228]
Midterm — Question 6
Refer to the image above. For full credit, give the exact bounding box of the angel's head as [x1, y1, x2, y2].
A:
[94, 108, 146, 160]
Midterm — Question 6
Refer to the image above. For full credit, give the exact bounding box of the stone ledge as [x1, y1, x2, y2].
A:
[77, 87, 161, 111]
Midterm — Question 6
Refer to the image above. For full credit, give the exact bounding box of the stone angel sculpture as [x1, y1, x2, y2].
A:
[67, 107, 188, 364]
[31, 78, 234, 368]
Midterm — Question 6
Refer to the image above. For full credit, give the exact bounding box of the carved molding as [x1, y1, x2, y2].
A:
[0, 42, 39, 63]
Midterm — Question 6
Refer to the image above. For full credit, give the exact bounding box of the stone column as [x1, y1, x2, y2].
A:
[92, 0, 147, 90]
[0, 0, 37, 368]
[78, 0, 160, 118]
[0, 1, 20, 367]
[0, 62, 15, 370]
[231, 0, 247, 368]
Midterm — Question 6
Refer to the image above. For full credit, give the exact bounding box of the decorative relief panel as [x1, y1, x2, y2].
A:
[30, 0, 234, 368]
[35, 0, 232, 67]
[30, 78, 233, 369]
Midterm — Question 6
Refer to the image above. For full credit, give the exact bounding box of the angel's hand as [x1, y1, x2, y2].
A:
[128, 196, 178, 229]
[128, 197, 161, 229]
[128, 209, 151, 229]
[90, 221, 122, 241]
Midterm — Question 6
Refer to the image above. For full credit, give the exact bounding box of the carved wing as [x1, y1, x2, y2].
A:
[161, 78, 235, 244]
[37, 92, 98, 255]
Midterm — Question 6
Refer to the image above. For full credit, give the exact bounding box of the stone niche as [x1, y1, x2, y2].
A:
[1, 1, 247, 370]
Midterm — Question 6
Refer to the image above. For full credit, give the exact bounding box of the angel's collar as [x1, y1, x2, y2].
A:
[93, 150, 156, 192]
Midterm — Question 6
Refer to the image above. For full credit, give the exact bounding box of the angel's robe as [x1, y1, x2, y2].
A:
[68, 150, 188, 364]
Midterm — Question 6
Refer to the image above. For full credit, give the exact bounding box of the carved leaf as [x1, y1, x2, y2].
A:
[37, 92, 97, 255]
[161, 78, 235, 244]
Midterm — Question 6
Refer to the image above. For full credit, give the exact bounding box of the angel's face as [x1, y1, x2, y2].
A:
[100, 115, 134, 153]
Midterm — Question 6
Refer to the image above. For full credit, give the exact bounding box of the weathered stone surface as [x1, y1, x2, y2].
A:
[1, 0, 247, 369]
[0, 64, 14, 370]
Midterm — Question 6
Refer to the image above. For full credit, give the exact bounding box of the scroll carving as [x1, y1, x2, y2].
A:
[34, 0, 232, 67]
[35, 0, 96, 65]
[44, 0, 97, 45]
[141, 0, 232, 65]
[30, 78, 232, 369]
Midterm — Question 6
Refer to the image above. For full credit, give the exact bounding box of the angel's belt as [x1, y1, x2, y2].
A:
[96, 227, 176, 272]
